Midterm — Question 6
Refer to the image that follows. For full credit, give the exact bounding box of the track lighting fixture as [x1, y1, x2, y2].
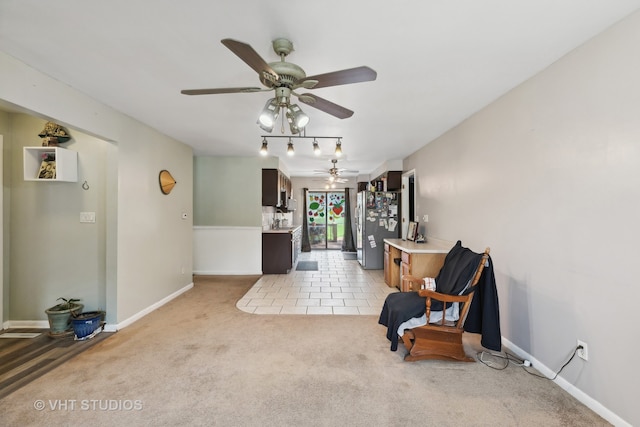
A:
[258, 135, 344, 157]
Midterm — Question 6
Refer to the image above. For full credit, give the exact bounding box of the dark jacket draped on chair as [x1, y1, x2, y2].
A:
[378, 241, 501, 352]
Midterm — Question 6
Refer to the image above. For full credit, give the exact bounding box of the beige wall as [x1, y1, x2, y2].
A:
[404, 11, 640, 426]
[8, 114, 108, 319]
[0, 51, 194, 325]
[0, 110, 9, 321]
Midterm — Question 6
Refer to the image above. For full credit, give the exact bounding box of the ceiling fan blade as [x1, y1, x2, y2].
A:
[298, 93, 354, 119]
[221, 38, 278, 81]
[181, 87, 264, 95]
[304, 66, 377, 89]
[293, 79, 319, 90]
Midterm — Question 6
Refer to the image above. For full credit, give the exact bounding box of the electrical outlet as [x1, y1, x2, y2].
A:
[423, 214, 429, 222]
[577, 340, 588, 361]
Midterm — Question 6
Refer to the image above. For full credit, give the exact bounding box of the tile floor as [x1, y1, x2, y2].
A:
[236, 250, 398, 315]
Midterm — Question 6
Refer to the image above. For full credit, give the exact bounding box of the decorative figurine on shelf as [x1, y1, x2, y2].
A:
[38, 121, 71, 147]
[38, 153, 56, 179]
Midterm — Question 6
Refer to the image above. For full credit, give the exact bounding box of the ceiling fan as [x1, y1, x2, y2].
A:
[180, 38, 377, 133]
[314, 159, 358, 184]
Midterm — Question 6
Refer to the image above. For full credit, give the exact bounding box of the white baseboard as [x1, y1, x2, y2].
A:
[3, 282, 194, 335]
[4, 320, 49, 329]
[193, 270, 263, 275]
[502, 338, 629, 427]
[110, 282, 194, 331]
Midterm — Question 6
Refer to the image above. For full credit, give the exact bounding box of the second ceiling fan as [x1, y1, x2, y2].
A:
[181, 38, 377, 133]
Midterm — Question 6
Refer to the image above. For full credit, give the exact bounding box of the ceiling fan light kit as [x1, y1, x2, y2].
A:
[286, 104, 309, 128]
[181, 37, 376, 135]
[257, 98, 280, 131]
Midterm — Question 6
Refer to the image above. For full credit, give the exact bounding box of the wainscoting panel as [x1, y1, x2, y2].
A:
[193, 226, 262, 275]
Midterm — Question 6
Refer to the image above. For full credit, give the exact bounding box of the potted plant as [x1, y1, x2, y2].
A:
[45, 297, 83, 337]
[71, 310, 105, 339]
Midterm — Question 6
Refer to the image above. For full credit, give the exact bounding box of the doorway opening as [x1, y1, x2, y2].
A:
[401, 170, 416, 240]
[306, 191, 346, 250]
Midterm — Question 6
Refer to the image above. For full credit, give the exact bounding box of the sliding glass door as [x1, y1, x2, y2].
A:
[306, 191, 346, 250]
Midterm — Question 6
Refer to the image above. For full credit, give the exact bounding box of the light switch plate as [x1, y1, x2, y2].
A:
[80, 212, 96, 223]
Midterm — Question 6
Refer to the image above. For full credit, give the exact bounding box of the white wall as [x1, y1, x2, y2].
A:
[193, 226, 262, 275]
[404, 11, 640, 426]
[0, 52, 194, 325]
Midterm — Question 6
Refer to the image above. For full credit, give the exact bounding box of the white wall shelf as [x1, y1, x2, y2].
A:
[23, 146, 78, 182]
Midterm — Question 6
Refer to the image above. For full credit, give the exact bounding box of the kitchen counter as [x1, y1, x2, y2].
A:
[383, 238, 453, 253]
[262, 225, 302, 234]
[383, 238, 453, 290]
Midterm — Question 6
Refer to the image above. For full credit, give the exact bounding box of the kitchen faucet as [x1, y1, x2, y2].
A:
[272, 208, 284, 229]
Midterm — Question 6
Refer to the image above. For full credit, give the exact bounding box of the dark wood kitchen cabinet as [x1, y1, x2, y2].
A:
[262, 227, 301, 274]
[262, 168, 291, 207]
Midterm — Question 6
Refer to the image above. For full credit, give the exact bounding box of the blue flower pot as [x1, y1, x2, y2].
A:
[71, 311, 104, 338]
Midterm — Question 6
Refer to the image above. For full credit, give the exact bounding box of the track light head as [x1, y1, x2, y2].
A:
[335, 139, 343, 157]
[260, 138, 268, 156]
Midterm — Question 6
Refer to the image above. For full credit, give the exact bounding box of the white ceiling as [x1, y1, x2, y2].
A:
[1, 1, 639, 178]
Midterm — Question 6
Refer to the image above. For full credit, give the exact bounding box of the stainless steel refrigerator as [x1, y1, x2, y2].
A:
[356, 191, 401, 269]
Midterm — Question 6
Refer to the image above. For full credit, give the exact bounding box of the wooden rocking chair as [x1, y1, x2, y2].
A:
[400, 246, 490, 362]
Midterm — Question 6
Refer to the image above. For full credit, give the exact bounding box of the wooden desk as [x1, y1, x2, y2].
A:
[383, 238, 453, 291]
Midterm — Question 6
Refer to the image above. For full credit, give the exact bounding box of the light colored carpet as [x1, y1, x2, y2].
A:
[0, 275, 609, 426]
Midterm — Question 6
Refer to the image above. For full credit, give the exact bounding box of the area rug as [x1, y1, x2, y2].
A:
[296, 261, 318, 271]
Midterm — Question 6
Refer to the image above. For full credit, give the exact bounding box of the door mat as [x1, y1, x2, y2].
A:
[296, 261, 318, 271]
[343, 252, 357, 260]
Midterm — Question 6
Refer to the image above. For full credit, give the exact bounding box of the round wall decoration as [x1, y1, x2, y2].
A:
[159, 170, 177, 195]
